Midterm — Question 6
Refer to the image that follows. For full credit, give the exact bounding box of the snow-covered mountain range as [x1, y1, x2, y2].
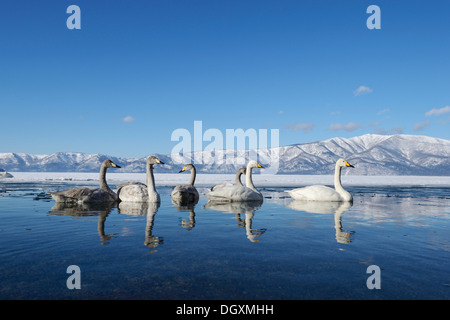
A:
[1, 134, 450, 176]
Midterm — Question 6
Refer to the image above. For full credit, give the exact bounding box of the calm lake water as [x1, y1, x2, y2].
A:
[0, 180, 449, 300]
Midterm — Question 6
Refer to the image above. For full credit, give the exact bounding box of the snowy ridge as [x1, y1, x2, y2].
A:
[1, 134, 450, 176]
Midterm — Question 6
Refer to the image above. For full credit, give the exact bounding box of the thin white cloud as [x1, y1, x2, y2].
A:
[123, 115, 135, 123]
[353, 85, 373, 96]
[373, 126, 404, 135]
[329, 122, 362, 132]
[373, 128, 389, 135]
[377, 108, 390, 115]
[437, 117, 450, 125]
[391, 126, 404, 134]
[413, 120, 430, 132]
[425, 105, 450, 116]
[368, 121, 381, 128]
[285, 122, 315, 133]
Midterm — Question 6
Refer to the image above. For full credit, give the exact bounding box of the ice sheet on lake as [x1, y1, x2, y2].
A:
[4, 172, 450, 187]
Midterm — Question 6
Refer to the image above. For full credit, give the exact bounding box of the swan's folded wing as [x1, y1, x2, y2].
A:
[117, 184, 149, 202]
[51, 187, 116, 203]
[116, 181, 146, 189]
[206, 185, 262, 202]
[287, 185, 342, 202]
[172, 185, 199, 199]
[211, 182, 233, 191]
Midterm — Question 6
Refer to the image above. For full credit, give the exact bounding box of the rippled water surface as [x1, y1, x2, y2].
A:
[0, 181, 449, 300]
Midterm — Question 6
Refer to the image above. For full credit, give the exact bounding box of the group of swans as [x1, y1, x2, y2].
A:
[205, 160, 264, 202]
[51, 156, 167, 205]
[51, 157, 355, 205]
[206, 158, 355, 203]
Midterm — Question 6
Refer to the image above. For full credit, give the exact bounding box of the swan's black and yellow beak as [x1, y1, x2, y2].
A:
[345, 161, 354, 168]
[257, 163, 265, 169]
[112, 162, 121, 168]
[157, 159, 165, 165]
[179, 166, 186, 173]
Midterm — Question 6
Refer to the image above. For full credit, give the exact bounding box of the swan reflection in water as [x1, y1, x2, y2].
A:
[172, 198, 197, 231]
[49, 202, 117, 245]
[49, 201, 163, 251]
[204, 200, 265, 242]
[285, 200, 354, 244]
[118, 201, 163, 253]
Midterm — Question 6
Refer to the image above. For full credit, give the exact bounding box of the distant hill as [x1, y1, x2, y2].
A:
[1, 134, 450, 176]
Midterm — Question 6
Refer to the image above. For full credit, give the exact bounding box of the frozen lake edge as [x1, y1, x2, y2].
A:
[3, 172, 450, 187]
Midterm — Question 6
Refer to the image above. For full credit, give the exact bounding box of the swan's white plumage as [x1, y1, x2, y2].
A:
[0, 170, 13, 178]
[206, 160, 264, 202]
[206, 185, 262, 202]
[116, 156, 163, 203]
[211, 167, 246, 191]
[117, 184, 156, 202]
[287, 158, 354, 202]
[287, 185, 346, 202]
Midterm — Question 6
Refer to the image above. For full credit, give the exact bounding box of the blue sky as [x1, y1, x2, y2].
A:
[1, 0, 449, 158]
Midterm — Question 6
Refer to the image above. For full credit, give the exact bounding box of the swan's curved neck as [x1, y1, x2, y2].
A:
[188, 167, 196, 186]
[334, 164, 351, 201]
[334, 164, 343, 192]
[99, 163, 112, 192]
[146, 163, 157, 194]
[235, 172, 243, 186]
[245, 165, 259, 192]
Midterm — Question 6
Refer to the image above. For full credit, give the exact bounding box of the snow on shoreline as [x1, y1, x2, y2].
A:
[3, 172, 450, 187]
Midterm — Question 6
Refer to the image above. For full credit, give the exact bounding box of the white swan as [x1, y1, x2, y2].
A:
[171, 163, 199, 205]
[51, 159, 121, 204]
[205, 160, 264, 202]
[0, 169, 13, 179]
[211, 167, 246, 191]
[116, 156, 164, 202]
[287, 158, 354, 202]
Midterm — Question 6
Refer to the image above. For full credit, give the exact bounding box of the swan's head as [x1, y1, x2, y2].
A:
[147, 156, 165, 165]
[104, 159, 121, 168]
[336, 158, 354, 168]
[247, 160, 264, 169]
[179, 163, 195, 173]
